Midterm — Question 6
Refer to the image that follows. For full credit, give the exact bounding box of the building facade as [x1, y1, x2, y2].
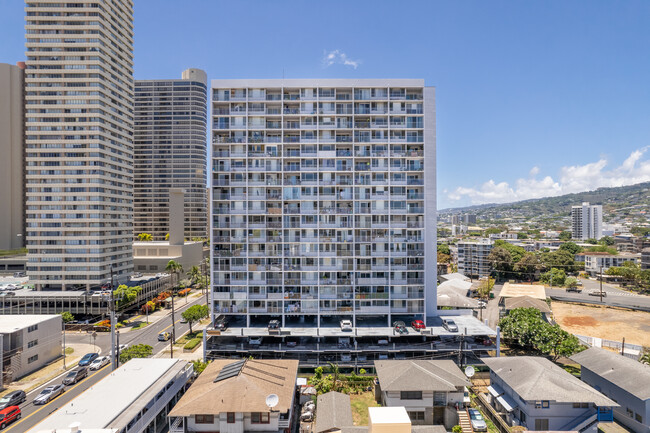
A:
[457, 239, 493, 279]
[134, 69, 208, 240]
[571, 202, 603, 241]
[24, 0, 135, 290]
[583, 253, 640, 276]
[0, 63, 25, 251]
[642, 247, 650, 270]
[210, 79, 436, 327]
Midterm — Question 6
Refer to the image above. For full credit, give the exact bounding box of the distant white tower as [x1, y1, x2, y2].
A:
[571, 202, 602, 240]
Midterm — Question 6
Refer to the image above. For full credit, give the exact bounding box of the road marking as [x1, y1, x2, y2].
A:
[4, 365, 109, 433]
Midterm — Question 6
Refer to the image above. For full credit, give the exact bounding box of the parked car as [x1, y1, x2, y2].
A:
[468, 408, 487, 432]
[0, 391, 26, 410]
[411, 319, 426, 331]
[214, 317, 228, 331]
[63, 367, 88, 385]
[0, 406, 20, 429]
[78, 352, 98, 367]
[13, 271, 26, 278]
[588, 291, 607, 297]
[89, 356, 109, 371]
[340, 354, 352, 362]
[158, 331, 170, 341]
[442, 318, 459, 332]
[249, 337, 263, 346]
[566, 287, 582, 293]
[33, 384, 64, 405]
[132, 272, 143, 278]
[393, 321, 408, 334]
[340, 319, 353, 331]
[268, 320, 281, 333]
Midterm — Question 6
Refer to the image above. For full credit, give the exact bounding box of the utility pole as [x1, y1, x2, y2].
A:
[171, 291, 176, 347]
[170, 331, 174, 359]
[621, 337, 625, 356]
[62, 320, 66, 370]
[116, 330, 120, 367]
[600, 266, 604, 302]
[110, 265, 117, 371]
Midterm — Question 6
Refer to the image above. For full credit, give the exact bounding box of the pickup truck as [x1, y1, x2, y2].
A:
[566, 287, 582, 293]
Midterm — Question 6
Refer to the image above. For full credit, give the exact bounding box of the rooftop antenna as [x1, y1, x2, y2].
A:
[266, 393, 279, 412]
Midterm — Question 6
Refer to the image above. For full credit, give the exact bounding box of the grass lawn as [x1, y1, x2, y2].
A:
[175, 331, 202, 345]
[561, 364, 581, 377]
[131, 322, 149, 330]
[64, 347, 74, 355]
[350, 391, 380, 425]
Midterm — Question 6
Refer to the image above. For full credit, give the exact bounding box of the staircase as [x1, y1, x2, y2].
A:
[458, 409, 474, 433]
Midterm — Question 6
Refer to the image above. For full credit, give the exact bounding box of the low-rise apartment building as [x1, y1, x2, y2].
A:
[582, 253, 640, 276]
[642, 247, 650, 270]
[169, 358, 298, 433]
[375, 360, 471, 428]
[457, 239, 493, 279]
[572, 347, 650, 433]
[482, 357, 617, 433]
[1, 315, 61, 385]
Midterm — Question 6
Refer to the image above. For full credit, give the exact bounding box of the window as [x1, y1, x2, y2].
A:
[635, 413, 642, 423]
[251, 412, 270, 424]
[28, 339, 38, 348]
[408, 411, 425, 422]
[227, 412, 235, 423]
[28, 354, 38, 363]
[28, 324, 38, 332]
[400, 391, 422, 400]
[195, 415, 214, 424]
[535, 419, 549, 430]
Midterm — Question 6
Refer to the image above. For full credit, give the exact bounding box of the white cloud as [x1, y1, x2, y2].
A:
[447, 147, 650, 205]
[322, 49, 360, 69]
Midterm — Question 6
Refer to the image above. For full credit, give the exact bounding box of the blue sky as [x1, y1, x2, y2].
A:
[2, 0, 649, 209]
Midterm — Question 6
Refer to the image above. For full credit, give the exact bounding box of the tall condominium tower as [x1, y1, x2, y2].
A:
[24, 0, 134, 290]
[211, 79, 436, 327]
[134, 69, 208, 240]
[571, 202, 603, 241]
[0, 63, 25, 250]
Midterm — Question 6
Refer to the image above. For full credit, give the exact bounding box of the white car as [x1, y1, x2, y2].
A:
[340, 319, 353, 331]
[89, 356, 109, 371]
[468, 408, 487, 432]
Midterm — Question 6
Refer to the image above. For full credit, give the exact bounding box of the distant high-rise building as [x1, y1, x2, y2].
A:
[0, 62, 25, 250]
[457, 239, 493, 279]
[451, 214, 460, 225]
[24, 0, 134, 290]
[134, 69, 208, 240]
[571, 202, 602, 241]
[463, 214, 477, 225]
[210, 79, 436, 326]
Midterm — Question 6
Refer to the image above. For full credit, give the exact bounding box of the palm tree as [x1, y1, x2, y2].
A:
[137, 233, 153, 241]
[187, 265, 201, 287]
[165, 260, 184, 289]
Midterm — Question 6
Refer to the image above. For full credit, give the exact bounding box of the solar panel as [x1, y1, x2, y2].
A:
[214, 359, 246, 383]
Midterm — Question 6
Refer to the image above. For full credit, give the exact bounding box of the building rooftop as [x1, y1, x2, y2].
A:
[0, 314, 59, 333]
[369, 406, 411, 424]
[438, 272, 471, 283]
[169, 359, 298, 416]
[30, 359, 188, 433]
[498, 283, 546, 301]
[211, 78, 426, 87]
[571, 347, 650, 400]
[504, 296, 552, 314]
[314, 392, 354, 433]
[482, 357, 618, 406]
[375, 360, 471, 392]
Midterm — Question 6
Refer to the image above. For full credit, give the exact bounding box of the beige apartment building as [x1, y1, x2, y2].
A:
[0, 63, 25, 251]
[134, 69, 208, 240]
[24, 0, 135, 290]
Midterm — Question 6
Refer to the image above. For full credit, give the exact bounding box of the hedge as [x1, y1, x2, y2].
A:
[183, 338, 202, 351]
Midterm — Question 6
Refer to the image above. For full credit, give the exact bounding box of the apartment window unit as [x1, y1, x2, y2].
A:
[227, 412, 235, 423]
[534, 419, 549, 430]
[573, 403, 589, 408]
[400, 391, 422, 400]
[195, 415, 214, 424]
[408, 411, 425, 422]
[28, 339, 39, 348]
[28, 355, 39, 364]
[251, 412, 270, 424]
[28, 324, 39, 332]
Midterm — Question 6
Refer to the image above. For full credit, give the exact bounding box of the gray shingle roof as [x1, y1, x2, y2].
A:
[481, 356, 618, 406]
[504, 296, 552, 313]
[375, 360, 471, 392]
[571, 347, 650, 400]
[314, 392, 354, 433]
[340, 427, 446, 433]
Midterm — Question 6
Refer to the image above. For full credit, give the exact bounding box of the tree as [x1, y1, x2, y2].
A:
[477, 277, 495, 300]
[585, 238, 598, 245]
[559, 231, 572, 241]
[517, 232, 528, 240]
[166, 260, 184, 288]
[494, 240, 526, 264]
[540, 250, 582, 273]
[141, 300, 156, 314]
[191, 360, 211, 376]
[119, 344, 153, 363]
[181, 304, 209, 333]
[599, 236, 615, 246]
[437, 244, 451, 256]
[559, 242, 583, 255]
[137, 233, 153, 241]
[187, 265, 201, 286]
[514, 253, 542, 280]
[437, 252, 451, 264]
[641, 348, 650, 365]
[534, 324, 584, 361]
[540, 268, 566, 286]
[488, 246, 513, 279]
[564, 277, 578, 288]
[59, 311, 74, 323]
[585, 245, 618, 255]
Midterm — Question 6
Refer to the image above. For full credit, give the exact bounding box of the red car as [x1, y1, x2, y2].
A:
[411, 320, 426, 331]
[0, 406, 21, 429]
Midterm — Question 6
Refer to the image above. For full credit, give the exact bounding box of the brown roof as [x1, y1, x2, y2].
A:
[169, 359, 298, 416]
[504, 296, 552, 313]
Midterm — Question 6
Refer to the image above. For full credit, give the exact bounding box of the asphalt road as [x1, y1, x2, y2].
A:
[4, 296, 205, 433]
[546, 279, 650, 312]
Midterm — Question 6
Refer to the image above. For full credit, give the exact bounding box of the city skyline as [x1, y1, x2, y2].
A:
[2, 1, 649, 209]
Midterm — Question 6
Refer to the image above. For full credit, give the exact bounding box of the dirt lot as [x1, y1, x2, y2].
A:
[552, 301, 650, 347]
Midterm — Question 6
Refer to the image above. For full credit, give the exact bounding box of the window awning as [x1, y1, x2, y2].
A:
[487, 384, 504, 398]
[496, 394, 518, 412]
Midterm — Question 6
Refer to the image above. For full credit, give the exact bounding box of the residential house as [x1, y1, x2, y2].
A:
[571, 347, 650, 433]
[374, 360, 471, 428]
[503, 296, 552, 317]
[168, 359, 298, 433]
[482, 357, 618, 433]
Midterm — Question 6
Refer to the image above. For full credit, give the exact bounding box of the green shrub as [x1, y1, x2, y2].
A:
[183, 338, 202, 351]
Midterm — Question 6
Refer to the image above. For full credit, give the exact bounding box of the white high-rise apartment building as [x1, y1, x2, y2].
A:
[24, 0, 134, 290]
[571, 202, 603, 241]
[134, 69, 208, 240]
[210, 79, 436, 327]
[457, 239, 493, 279]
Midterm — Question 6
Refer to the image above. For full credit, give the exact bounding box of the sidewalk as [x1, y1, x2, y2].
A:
[0, 343, 99, 397]
[118, 291, 205, 333]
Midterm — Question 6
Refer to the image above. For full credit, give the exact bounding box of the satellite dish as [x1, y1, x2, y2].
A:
[266, 393, 279, 410]
[464, 366, 475, 378]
